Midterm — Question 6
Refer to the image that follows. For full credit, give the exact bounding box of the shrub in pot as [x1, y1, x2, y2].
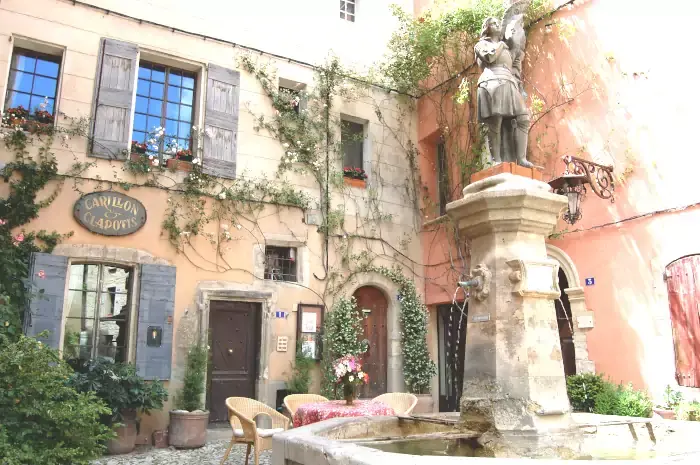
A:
[69, 357, 168, 454]
[0, 334, 113, 464]
[653, 385, 683, 419]
[170, 341, 210, 448]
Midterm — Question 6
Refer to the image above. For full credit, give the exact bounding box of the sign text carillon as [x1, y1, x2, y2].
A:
[73, 191, 147, 236]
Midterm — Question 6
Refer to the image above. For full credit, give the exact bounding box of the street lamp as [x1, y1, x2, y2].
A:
[547, 155, 615, 225]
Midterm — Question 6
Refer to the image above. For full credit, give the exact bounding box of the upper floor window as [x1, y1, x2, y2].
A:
[279, 86, 301, 115]
[340, 0, 356, 22]
[437, 140, 449, 215]
[132, 62, 196, 163]
[63, 264, 134, 365]
[341, 119, 364, 174]
[264, 246, 298, 282]
[4, 47, 60, 123]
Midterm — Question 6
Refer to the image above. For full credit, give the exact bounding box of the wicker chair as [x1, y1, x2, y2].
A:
[283, 393, 329, 417]
[220, 397, 291, 465]
[372, 393, 418, 415]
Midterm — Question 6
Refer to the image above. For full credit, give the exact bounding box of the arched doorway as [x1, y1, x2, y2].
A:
[554, 268, 576, 376]
[353, 286, 388, 398]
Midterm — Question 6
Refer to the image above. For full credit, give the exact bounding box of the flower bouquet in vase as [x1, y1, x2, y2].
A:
[333, 355, 369, 405]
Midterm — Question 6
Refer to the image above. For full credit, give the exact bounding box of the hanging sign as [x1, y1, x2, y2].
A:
[73, 191, 147, 236]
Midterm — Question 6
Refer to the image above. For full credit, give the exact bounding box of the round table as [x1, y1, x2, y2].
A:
[292, 400, 395, 427]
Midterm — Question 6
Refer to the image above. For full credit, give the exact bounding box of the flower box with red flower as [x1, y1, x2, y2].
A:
[34, 110, 54, 125]
[165, 149, 194, 171]
[130, 141, 148, 155]
[343, 167, 367, 188]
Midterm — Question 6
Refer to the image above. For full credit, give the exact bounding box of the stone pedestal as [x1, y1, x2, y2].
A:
[446, 173, 577, 450]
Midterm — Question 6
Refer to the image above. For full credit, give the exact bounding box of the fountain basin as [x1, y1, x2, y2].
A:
[272, 413, 700, 465]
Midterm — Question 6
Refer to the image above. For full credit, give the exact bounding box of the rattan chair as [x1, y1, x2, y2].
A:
[220, 397, 291, 465]
[372, 392, 418, 415]
[283, 393, 329, 417]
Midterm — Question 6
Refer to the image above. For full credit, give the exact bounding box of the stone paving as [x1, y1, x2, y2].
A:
[91, 430, 270, 465]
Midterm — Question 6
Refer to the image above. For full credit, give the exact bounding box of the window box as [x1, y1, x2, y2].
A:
[166, 158, 192, 172]
[343, 177, 366, 189]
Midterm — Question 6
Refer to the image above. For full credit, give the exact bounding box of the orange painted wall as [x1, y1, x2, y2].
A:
[417, 0, 700, 399]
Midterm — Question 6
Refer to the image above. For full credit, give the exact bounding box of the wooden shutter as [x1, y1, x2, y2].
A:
[202, 64, 240, 179]
[24, 253, 69, 349]
[91, 38, 139, 160]
[665, 256, 700, 387]
[135, 264, 176, 380]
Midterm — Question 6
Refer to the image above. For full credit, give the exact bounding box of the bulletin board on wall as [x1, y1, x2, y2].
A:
[296, 303, 324, 360]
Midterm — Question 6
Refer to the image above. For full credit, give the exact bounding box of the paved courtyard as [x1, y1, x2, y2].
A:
[91, 430, 270, 465]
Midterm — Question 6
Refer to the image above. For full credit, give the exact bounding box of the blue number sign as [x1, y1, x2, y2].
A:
[585, 277, 595, 286]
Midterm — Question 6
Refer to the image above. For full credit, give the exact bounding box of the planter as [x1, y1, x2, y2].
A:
[106, 409, 138, 455]
[166, 159, 193, 172]
[412, 394, 435, 414]
[343, 177, 366, 189]
[169, 410, 210, 449]
[653, 407, 676, 420]
[343, 383, 357, 406]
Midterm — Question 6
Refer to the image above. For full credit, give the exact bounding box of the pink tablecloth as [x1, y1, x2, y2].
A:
[293, 400, 395, 427]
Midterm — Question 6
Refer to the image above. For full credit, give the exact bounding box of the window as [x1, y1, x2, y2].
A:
[341, 119, 364, 171]
[279, 86, 301, 114]
[264, 246, 297, 282]
[437, 140, 449, 215]
[132, 62, 196, 162]
[340, 0, 356, 22]
[63, 264, 133, 364]
[4, 47, 60, 119]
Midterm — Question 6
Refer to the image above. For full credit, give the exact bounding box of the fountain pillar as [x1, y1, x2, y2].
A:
[446, 173, 576, 451]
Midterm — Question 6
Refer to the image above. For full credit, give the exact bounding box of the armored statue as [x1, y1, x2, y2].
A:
[474, 1, 533, 167]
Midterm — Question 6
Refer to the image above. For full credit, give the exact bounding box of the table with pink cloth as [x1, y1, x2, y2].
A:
[292, 400, 395, 427]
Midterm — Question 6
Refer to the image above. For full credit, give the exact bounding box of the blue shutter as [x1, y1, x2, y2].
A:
[136, 264, 176, 380]
[24, 253, 69, 349]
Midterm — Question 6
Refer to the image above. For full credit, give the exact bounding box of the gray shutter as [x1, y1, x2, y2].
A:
[24, 253, 69, 349]
[202, 64, 240, 179]
[91, 38, 139, 160]
[136, 264, 175, 380]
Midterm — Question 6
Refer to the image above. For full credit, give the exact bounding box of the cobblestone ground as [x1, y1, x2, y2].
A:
[91, 440, 270, 465]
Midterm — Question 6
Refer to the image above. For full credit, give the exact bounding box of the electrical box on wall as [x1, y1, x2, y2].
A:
[276, 336, 289, 352]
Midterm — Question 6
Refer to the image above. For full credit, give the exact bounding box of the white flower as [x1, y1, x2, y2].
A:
[171, 146, 177, 154]
[358, 371, 364, 378]
[221, 224, 229, 230]
[218, 191, 227, 200]
[235, 224, 242, 230]
[148, 138, 157, 144]
[205, 127, 215, 138]
[152, 159, 159, 166]
[349, 375, 354, 382]
[148, 155, 154, 160]
[180, 231, 191, 237]
[192, 157, 201, 165]
[282, 143, 289, 148]
[192, 125, 198, 131]
[61, 134, 68, 141]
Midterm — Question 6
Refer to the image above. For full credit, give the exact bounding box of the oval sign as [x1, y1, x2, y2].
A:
[73, 191, 147, 236]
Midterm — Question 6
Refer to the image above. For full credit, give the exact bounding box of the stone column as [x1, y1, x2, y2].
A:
[446, 173, 574, 438]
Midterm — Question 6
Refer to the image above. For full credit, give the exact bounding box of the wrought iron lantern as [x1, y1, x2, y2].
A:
[547, 155, 615, 225]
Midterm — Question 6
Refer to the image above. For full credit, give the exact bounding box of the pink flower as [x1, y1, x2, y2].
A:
[36, 270, 46, 279]
[0, 219, 6, 225]
[15, 233, 24, 243]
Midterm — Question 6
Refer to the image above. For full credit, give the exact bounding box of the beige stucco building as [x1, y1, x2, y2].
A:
[0, 0, 428, 440]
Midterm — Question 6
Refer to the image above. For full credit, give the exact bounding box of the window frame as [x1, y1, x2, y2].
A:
[132, 60, 198, 163]
[61, 261, 139, 364]
[341, 118, 366, 174]
[263, 246, 299, 283]
[340, 0, 357, 22]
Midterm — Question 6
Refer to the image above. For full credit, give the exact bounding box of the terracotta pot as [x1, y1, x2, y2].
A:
[107, 409, 138, 455]
[169, 410, 210, 449]
[412, 394, 435, 414]
[166, 159, 193, 172]
[343, 177, 366, 188]
[653, 407, 676, 420]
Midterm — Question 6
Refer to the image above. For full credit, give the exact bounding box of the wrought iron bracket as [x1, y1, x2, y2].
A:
[562, 155, 615, 202]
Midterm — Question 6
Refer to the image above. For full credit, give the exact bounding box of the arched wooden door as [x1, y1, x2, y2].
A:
[665, 256, 700, 387]
[554, 268, 576, 376]
[353, 286, 388, 398]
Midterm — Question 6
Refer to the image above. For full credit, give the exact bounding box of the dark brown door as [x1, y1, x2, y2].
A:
[208, 301, 260, 422]
[666, 256, 700, 387]
[353, 286, 387, 398]
[555, 269, 577, 377]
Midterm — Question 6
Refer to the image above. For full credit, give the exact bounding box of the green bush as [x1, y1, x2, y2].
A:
[593, 382, 652, 418]
[175, 341, 208, 412]
[657, 385, 683, 410]
[286, 341, 315, 394]
[69, 357, 168, 425]
[677, 401, 700, 421]
[0, 335, 113, 465]
[566, 373, 607, 412]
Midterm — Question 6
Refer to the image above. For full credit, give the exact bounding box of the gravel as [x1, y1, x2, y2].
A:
[90, 440, 271, 465]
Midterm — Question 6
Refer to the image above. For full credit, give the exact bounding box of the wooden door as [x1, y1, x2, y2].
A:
[666, 256, 700, 387]
[208, 301, 260, 422]
[555, 268, 577, 376]
[353, 286, 388, 398]
[438, 303, 467, 412]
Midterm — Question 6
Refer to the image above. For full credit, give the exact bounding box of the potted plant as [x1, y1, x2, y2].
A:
[653, 385, 683, 420]
[69, 357, 169, 454]
[343, 166, 367, 188]
[166, 149, 194, 171]
[332, 354, 368, 405]
[169, 341, 210, 448]
[287, 341, 315, 395]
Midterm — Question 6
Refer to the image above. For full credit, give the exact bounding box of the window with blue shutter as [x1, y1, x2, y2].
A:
[24, 253, 69, 349]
